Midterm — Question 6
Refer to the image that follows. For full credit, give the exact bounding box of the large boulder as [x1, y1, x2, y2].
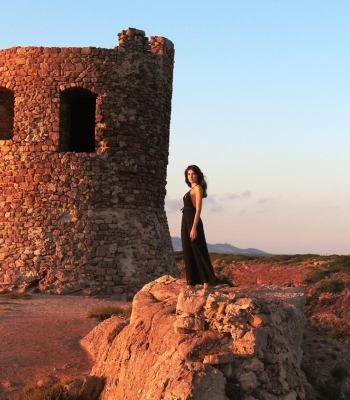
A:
[81, 276, 307, 400]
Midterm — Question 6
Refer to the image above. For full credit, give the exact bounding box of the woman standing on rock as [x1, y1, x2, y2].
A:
[181, 165, 216, 293]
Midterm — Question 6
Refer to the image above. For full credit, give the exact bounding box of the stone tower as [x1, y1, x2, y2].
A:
[0, 28, 177, 297]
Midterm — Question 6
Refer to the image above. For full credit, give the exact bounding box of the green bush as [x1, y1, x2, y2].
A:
[308, 268, 329, 283]
[11, 384, 78, 400]
[331, 366, 350, 382]
[214, 264, 225, 273]
[0, 290, 31, 300]
[215, 274, 233, 286]
[317, 280, 344, 294]
[301, 363, 316, 385]
[209, 253, 255, 265]
[174, 252, 341, 268]
[272, 254, 321, 265]
[174, 251, 184, 262]
[328, 330, 344, 340]
[326, 256, 350, 274]
[306, 256, 350, 284]
[87, 304, 132, 321]
[320, 383, 341, 400]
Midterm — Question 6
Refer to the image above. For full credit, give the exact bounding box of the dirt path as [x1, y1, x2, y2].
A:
[0, 294, 128, 399]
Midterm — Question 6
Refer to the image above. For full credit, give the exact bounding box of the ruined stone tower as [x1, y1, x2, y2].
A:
[0, 28, 177, 297]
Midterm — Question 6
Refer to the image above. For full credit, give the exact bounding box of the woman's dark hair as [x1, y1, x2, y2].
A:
[184, 165, 208, 198]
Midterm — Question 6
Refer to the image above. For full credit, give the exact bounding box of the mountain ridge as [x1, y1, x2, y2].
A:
[171, 236, 269, 255]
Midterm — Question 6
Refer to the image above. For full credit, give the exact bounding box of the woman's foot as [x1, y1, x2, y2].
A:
[201, 283, 211, 296]
[186, 284, 197, 292]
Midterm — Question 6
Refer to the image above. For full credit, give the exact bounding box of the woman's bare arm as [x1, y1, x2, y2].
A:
[190, 185, 203, 240]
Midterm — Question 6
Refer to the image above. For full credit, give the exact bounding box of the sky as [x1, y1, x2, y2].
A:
[1, 0, 349, 255]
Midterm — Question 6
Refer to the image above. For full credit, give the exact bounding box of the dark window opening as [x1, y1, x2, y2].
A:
[59, 87, 97, 152]
[0, 88, 14, 140]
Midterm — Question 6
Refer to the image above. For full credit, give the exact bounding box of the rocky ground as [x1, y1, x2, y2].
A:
[176, 253, 350, 399]
[0, 254, 349, 399]
[0, 294, 128, 399]
[81, 277, 308, 400]
[216, 255, 350, 346]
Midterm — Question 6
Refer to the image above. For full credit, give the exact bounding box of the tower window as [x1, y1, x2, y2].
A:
[0, 87, 14, 140]
[59, 87, 97, 152]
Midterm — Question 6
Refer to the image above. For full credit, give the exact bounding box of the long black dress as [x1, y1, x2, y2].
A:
[181, 189, 216, 286]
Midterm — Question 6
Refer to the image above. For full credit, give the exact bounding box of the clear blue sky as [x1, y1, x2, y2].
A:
[1, 1, 349, 254]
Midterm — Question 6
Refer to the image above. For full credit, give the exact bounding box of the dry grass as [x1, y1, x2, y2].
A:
[87, 304, 132, 321]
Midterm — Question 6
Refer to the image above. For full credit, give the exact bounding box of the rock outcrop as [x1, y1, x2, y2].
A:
[81, 276, 307, 400]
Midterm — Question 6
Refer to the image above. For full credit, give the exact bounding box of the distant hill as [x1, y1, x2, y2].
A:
[171, 236, 269, 255]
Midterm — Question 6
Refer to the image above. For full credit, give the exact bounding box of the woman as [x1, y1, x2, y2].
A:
[181, 165, 216, 293]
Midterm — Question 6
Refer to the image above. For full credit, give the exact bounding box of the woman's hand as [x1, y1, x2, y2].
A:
[190, 228, 197, 241]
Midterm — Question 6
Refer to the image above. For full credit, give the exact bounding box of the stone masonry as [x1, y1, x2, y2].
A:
[0, 28, 177, 297]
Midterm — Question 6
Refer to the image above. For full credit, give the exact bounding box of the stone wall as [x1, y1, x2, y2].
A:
[0, 28, 177, 297]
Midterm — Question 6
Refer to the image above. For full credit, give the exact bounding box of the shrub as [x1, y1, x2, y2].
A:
[87, 304, 132, 321]
[225, 377, 244, 399]
[273, 254, 320, 265]
[317, 280, 344, 294]
[209, 253, 254, 265]
[11, 384, 78, 400]
[320, 383, 341, 400]
[328, 330, 344, 340]
[307, 268, 329, 283]
[326, 256, 350, 274]
[214, 264, 225, 273]
[174, 251, 184, 262]
[215, 274, 233, 287]
[301, 363, 316, 385]
[0, 290, 31, 300]
[331, 366, 350, 382]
